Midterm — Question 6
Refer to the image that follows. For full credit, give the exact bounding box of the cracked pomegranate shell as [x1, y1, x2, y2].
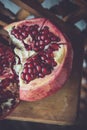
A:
[5, 18, 73, 102]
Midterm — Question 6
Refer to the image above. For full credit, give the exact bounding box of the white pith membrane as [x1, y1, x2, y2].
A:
[4, 18, 73, 102]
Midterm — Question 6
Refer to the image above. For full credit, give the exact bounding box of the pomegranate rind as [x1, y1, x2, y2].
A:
[5, 18, 73, 101]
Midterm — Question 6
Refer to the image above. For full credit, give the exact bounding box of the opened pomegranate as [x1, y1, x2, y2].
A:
[5, 18, 73, 101]
[0, 35, 20, 119]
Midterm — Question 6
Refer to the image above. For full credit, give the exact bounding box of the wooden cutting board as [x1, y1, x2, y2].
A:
[6, 6, 84, 124]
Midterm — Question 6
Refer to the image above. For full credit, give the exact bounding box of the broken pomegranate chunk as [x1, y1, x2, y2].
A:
[0, 35, 19, 119]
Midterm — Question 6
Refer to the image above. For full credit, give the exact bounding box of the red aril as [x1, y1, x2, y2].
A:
[5, 18, 73, 102]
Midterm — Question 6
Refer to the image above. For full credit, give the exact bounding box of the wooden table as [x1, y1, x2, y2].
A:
[6, 1, 84, 125]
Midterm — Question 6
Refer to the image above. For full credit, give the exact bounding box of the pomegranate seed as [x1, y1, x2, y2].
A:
[23, 67, 28, 73]
[45, 59, 52, 64]
[39, 40, 44, 46]
[34, 24, 39, 29]
[25, 26, 30, 32]
[41, 55, 47, 61]
[37, 35, 41, 41]
[31, 74, 35, 79]
[22, 25, 27, 29]
[51, 35, 57, 41]
[50, 43, 59, 51]
[46, 52, 53, 58]
[32, 54, 40, 61]
[22, 32, 28, 38]
[25, 74, 32, 82]
[38, 73, 44, 78]
[36, 65, 42, 72]
[33, 45, 39, 52]
[35, 41, 39, 47]
[48, 32, 53, 37]
[28, 63, 33, 68]
[33, 61, 38, 66]
[39, 45, 44, 50]
[42, 67, 47, 75]
[31, 30, 38, 36]
[40, 35, 46, 41]
[24, 44, 32, 50]
[11, 29, 18, 35]
[24, 63, 28, 67]
[44, 38, 51, 45]
[21, 73, 25, 80]
[33, 68, 37, 74]
[28, 68, 33, 73]
[52, 60, 57, 67]
[29, 25, 34, 31]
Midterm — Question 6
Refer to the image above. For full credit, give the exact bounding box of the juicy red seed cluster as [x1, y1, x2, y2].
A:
[11, 23, 62, 84]
[11, 24, 39, 41]
[32, 27, 60, 52]
[0, 78, 19, 103]
[21, 50, 57, 83]
[11, 24, 60, 52]
[0, 43, 15, 75]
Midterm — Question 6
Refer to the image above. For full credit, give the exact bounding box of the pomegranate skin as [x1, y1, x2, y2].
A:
[5, 18, 73, 101]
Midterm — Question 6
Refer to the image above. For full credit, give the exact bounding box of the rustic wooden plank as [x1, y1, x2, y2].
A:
[16, 9, 30, 20]
[0, 20, 7, 27]
[72, 0, 87, 7]
[12, 0, 43, 17]
[63, 9, 87, 24]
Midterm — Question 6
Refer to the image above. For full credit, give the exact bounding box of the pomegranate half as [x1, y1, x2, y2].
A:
[5, 18, 73, 101]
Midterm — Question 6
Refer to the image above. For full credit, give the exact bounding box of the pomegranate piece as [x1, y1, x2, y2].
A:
[0, 36, 20, 119]
[5, 18, 73, 102]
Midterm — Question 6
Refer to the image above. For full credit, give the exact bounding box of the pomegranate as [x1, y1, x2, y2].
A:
[4, 18, 73, 102]
[0, 35, 20, 119]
